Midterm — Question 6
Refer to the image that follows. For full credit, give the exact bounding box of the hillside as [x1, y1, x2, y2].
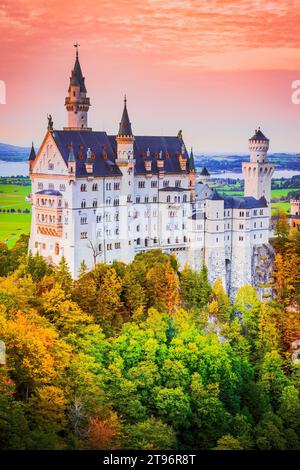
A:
[0, 143, 31, 161]
[195, 153, 300, 173]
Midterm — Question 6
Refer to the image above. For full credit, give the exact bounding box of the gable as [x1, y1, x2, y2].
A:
[32, 132, 68, 176]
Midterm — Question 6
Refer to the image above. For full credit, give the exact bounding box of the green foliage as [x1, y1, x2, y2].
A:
[0, 246, 300, 450]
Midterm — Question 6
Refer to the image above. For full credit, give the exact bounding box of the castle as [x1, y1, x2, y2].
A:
[28, 48, 275, 297]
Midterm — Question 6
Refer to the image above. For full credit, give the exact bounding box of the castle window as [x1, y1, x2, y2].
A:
[106, 183, 111, 191]
[81, 200, 86, 209]
[254, 210, 257, 216]
[136, 225, 140, 232]
[136, 196, 141, 203]
[153, 237, 158, 244]
[239, 224, 244, 230]
[127, 195, 132, 202]
[153, 196, 158, 203]
[98, 244, 102, 252]
[105, 198, 111, 206]
[183, 236, 187, 242]
[115, 212, 119, 221]
[239, 211, 244, 217]
[80, 184, 87, 192]
[260, 209, 264, 215]
[136, 238, 141, 245]
[92, 183, 98, 191]
[216, 225, 219, 231]
[239, 236, 244, 241]
[48, 161, 54, 170]
[80, 216, 87, 225]
[145, 196, 149, 203]
[93, 199, 98, 208]
[138, 181, 145, 189]
[115, 243, 121, 249]
[114, 198, 119, 206]
[107, 243, 112, 250]
[151, 181, 158, 188]
[114, 182, 120, 190]
[55, 243, 59, 255]
[254, 222, 257, 228]
[59, 184, 66, 192]
[163, 180, 169, 188]
[216, 238, 219, 243]
[96, 215, 102, 223]
[183, 195, 187, 202]
[167, 196, 171, 203]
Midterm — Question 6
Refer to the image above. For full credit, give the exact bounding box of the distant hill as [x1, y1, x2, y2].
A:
[0, 143, 31, 162]
[195, 153, 300, 173]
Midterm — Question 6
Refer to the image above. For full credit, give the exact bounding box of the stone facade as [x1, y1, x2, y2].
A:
[28, 50, 275, 298]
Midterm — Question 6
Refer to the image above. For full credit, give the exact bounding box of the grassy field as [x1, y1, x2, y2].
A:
[271, 201, 291, 215]
[0, 184, 31, 247]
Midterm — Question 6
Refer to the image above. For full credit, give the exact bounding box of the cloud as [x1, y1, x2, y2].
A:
[1, 0, 300, 70]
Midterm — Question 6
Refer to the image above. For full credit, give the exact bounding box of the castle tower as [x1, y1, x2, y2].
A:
[64, 44, 91, 130]
[189, 148, 196, 202]
[115, 96, 135, 262]
[242, 128, 274, 205]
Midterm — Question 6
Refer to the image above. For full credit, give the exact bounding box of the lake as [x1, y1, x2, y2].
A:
[0, 160, 299, 179]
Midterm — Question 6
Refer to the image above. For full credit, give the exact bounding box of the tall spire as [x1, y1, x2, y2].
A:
[68, 44, 87, 93]
[189, 147, 195, 172]
[118, 95, 133, 137]
[29, 142, 36, 161]
[65, 45, 91, 130]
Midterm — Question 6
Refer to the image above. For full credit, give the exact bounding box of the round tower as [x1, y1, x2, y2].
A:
[64, 44, 91, 131]
[242, 127, 274, 206]
[248, 127, 269, 163]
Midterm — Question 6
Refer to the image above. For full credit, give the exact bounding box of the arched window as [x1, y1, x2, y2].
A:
[92, 183, 98, 191]
[167, 195, 171, 203]
[81, 184, 87, 192]
[136, 238, 141, 245]
[81, 200, 86, 209]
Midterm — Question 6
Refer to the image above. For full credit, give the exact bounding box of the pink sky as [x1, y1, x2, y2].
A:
[0, 0, 300, 152]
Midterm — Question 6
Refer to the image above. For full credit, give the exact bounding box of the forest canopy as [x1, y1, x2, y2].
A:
[0, 226, 300, 450]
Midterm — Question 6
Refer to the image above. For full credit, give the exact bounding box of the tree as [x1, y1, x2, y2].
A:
[123, 417, 176, 450]
[214, 434, 243, 450]
[54, 256, 72, 293]
[96, 267, 123, 335]
[86, 413, 121, 450]
[87, 239, 102, 267]
[234, 286, 260, 346]
[209, 277, 231, 322]
[146, 262, 180, 313]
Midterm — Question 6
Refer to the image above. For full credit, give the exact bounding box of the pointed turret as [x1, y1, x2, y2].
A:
[118, 95, 133, 137]
[64, 44, 91, 131]
[29, 142, 36, 161]
[28, 142, 36, 174]
[67, 142, 76, 179]
[68, 46, 87, 93]
[189, 148, 195, 172]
